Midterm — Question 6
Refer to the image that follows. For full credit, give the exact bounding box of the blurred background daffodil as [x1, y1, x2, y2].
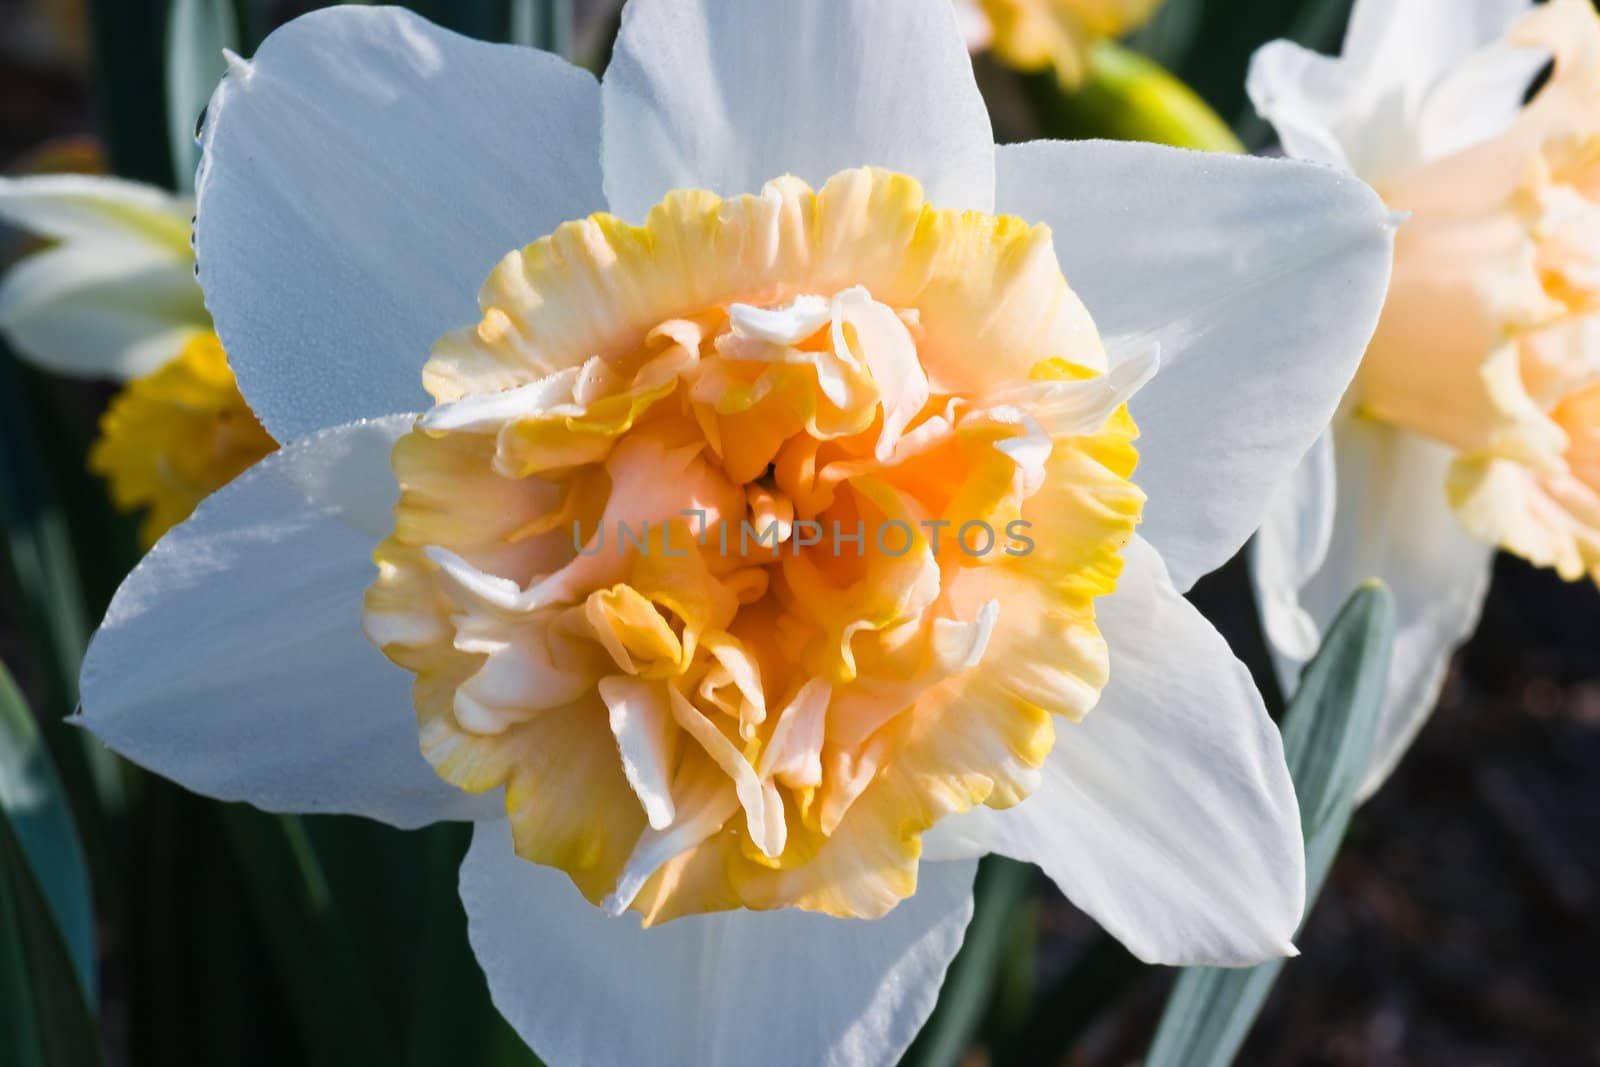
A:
[0, 166, 273, 546]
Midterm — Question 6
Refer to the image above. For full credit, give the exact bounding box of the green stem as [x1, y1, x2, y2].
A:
[1032, 40, 1244, 153]
[0, 354, 122, 918]
[905, 857, 1037, 1067]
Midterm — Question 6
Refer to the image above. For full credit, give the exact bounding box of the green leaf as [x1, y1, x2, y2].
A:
[393, 822, 541, 1067]
[1145, 581, 1396, 1067]
[0, 352, 123, 903]
[0, 795, 106, 1067]
[1124, 0, 1207, 71]
[0, 357, 89, 713]
[403, 0, 503, 40]
[165, 0, 241, 193]
[992, 933, 1141, 1066]
[0, 662, 95, 1003]
[508, 0, 573, 55]
[85, 0, 176, 187]
[220, 807, 398, 1067]
[1120, 0, 1353, 141]
[120, 785, 274, 1065]
[905, 857, 1035, 1067]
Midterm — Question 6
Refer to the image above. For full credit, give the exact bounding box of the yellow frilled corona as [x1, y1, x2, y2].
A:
[364, 168, 1146, 923]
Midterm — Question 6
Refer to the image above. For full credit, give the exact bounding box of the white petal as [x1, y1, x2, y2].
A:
[1251, 428, 1337, 664]
[604, 763, 737, 915]
[0, 175, 206, 379]
[1247, 0, 1537, 180]
[977, 342, 1159, 440]
[0, 243, 208, 379]
[951, 0, 994, 53]
[78, 416, 496, 828]
[1245, 40, 1362, 171]
[196, 6, 604, 444]
[996, 139, 1394, 592]
[274, 411, 420, 541]
[931, 599, 998, 673]
[452, 625, 597, 733]
[1414, 37, 1549, 163]
[0, 174, 193, 247]
[832, 288, 929, 460]
[460, 819, 977, 1067]
[729, 294, 833, 344]
[928, 536, 1304, 966]
[1341, 0, 1532, 91]
[599, 676, 677, 829]
[599, 0, 994, 221]
[418, 367, 583, 433]
[757, 677, 831, 788]
[1261, 418, 1494, 798]
[668, 686, 783, 858]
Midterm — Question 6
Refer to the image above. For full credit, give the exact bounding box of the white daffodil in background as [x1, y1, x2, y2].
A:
[955, 0, 1165, 85]
[76, 2, 1392, 1063]
[1249, 0, 1600, 795]
[0, 175, 275, 545]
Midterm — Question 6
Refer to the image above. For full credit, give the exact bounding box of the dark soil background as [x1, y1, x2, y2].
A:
[1164, 556, 1599, 1066]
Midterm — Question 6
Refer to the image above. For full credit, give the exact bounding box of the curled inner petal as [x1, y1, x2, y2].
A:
[365, 168, 1145, 921]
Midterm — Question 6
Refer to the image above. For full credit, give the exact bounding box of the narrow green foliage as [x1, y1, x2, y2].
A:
[1146, 583, 1396, 1067]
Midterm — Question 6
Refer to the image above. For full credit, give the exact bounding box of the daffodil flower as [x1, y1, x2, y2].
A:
[954, 0, 1164, 86]
[1249, 0, 1600, 795]
[78, 3, 1392, 1062]
[0, 175, 274, 544]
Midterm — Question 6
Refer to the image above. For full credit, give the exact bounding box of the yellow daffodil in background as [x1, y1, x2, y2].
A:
[74, 2, 1393, 1062]
[0, 175, 275, 545]
[1249, 0, 1600, 793]
[956, 0, 1164, 86]
[90, 331, 274, 546]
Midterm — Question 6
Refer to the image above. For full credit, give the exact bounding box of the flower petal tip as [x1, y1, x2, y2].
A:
[222, 48, 252, 80]
[1114, 342, 1162, 396]
[598, 892, 631, 919]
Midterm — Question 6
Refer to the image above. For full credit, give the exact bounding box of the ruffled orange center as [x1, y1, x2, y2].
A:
[1355, 0, 1600, 584]
[364, 168, 1145, 921]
